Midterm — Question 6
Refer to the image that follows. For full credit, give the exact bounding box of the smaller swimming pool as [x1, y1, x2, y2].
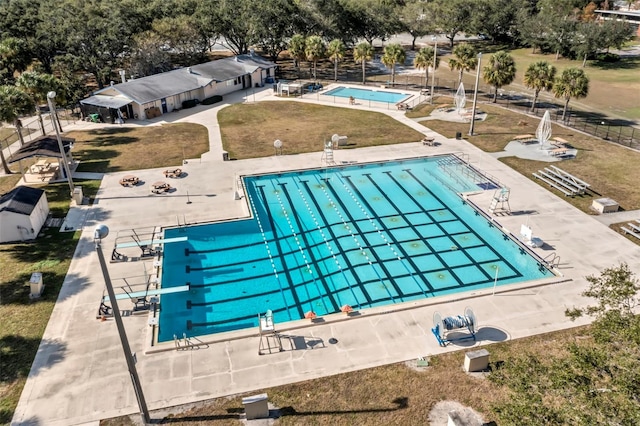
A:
[324, 86, 410, 104]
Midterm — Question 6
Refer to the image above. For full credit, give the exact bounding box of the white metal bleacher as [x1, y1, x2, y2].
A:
[532, 166, 590, 197]
[621, 220, 640, 240]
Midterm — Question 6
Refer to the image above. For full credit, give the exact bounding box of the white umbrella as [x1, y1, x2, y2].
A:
[454, 82, 466, 113]
[536, 110, 552, 150]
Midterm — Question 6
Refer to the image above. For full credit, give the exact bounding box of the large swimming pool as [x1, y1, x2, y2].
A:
[158, 156, 552, 341]
[323, 86, 410, 104]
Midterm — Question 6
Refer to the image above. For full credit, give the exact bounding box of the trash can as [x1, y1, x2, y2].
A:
[242, 393, 269, 420]
[456, 131, 462, 140]
[222, 151, 229, 161]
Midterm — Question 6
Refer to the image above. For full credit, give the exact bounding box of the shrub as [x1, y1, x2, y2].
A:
[202, 95, 223, 105]
[182, 99, 198, 109]
[596, 52, 619, 63]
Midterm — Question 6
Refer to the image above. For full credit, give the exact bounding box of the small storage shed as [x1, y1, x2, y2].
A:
[0, 186, 49, 243]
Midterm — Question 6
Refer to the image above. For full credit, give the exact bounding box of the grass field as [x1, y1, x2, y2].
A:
[0, 180, 99, 424]
[218, 101, 424, 159]
[69, 123, 210, 173]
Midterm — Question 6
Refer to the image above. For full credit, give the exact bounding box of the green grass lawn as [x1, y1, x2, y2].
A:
[218, 101, 424, 159]
[69, 123, 210, 173]
[0, 180, 99, 424]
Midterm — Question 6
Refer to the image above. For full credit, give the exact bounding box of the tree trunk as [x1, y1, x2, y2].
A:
[334, 61, 338, 81]
[425, 69, 429, 88]
[530, 90, 539, 113]
[562, 97, 570, 121]
[15, 120, 25, 146]
[493, 87, 498, 103]
[582, 54, 587, 68]
[411, 36, 416, 51]
[362, 61, 366, 84]
[391, 66, 395, 84]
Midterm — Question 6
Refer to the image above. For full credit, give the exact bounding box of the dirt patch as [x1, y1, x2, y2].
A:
[428, 400, 485, 426]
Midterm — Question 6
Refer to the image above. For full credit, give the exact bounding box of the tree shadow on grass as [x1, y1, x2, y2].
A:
[0, 271, 87, 305]
[83, 135, 139, 147]
[0, 337, 67, 424]
[87, 127, 137, 136]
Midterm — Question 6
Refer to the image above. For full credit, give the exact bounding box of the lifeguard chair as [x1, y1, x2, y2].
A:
[258, 310, 284, 355]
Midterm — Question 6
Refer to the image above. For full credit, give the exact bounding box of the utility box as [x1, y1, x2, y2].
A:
[222, 151, 229, 161]
[242, 393, 269, 420]
[464, 349, 489, 372]
[29, 272, 44, 299]
[592, 198, 618, 214]
[456, 131, 462, 140]
[73, 186, 83, 205]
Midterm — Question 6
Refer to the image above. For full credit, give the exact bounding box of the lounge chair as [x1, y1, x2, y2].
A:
[164, 168, 182, 178]
[520, 224, 543, 248]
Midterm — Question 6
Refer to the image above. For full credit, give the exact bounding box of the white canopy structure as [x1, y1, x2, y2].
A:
[536, 110, 552, 150]
[454, 83, 466, 113]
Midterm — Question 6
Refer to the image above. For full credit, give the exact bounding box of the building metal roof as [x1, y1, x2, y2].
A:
[7, 135, 74, 163]
[0, 186, 45, 216]
[80, 94, 132, 109]
[93, 54, 276, 105]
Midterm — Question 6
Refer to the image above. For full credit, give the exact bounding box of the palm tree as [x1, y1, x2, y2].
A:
[305, 35, 326, 83]
[16, 71, 61, 135]
[414, 46, 439, 88]
[353, 42, 374, 84]
[327, 39, 346, 81]
[289, 34, 306, 72]
[482, 51, 516, 103]
[381, 43, 406, 85]
[0, 86, 33, 173]
[523, 61, 557, 113]
[448, 43, 477, 87]
[553, 67, 589, 121]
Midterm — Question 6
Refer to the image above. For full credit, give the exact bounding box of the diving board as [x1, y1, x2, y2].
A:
[104, 284, 190, 302]
[115, 236, 188, 249]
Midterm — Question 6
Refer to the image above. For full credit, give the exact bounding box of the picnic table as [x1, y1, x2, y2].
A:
[119, 175, 139, 187]
[151, 181, 172, 194]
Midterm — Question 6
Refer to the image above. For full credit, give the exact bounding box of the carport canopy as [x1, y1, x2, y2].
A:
[7, 135, 74, 163]
[80, 95, 132, 109]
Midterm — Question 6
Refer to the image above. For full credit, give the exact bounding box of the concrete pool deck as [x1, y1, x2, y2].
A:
[11, 85, 640, 425]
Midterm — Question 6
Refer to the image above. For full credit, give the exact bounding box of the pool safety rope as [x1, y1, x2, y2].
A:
[318, 176, 395, 303]
[246, 192, 290, 319]
[338, 175, 429, 299]
[274, 184, 328, 315]
[295, 185, 359, 311]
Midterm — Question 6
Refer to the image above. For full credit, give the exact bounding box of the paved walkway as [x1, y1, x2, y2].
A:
[11, 84, 640, 426]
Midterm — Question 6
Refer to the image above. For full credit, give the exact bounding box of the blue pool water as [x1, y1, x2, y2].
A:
[323, 86, 410, 104]
[159, 156, 552, 341]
